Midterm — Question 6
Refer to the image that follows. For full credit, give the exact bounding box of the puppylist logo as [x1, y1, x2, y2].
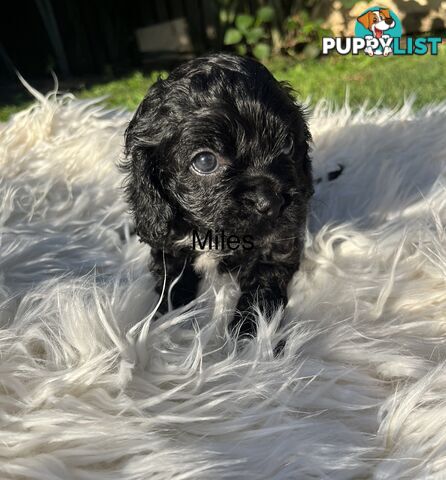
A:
[322, 6, 442, 56]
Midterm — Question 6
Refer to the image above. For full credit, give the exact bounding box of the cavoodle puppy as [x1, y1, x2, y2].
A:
[122, 53, 313, 337]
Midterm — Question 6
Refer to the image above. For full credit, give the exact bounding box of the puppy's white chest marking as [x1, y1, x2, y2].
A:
[194, 252, 219, 275]
[173, 233, 220, 275]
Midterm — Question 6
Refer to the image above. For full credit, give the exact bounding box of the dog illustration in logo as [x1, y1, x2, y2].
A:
[357, 8, 396, 56]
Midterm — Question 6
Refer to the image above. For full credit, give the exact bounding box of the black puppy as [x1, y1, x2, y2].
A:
[122, 53, 313, 336]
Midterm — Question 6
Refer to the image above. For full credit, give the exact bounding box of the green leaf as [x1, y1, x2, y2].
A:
[224, 28, 243, 45]
[303, 23, 316, 34]
[256, 5, 275, 23]
[286, 18, 298, 29]
[299, 10, 309, 22]
[253, 42, 271, 60]
[235, 14, 254, 32]
[236, 44, 247, 55]
[339, 0, 359, 8]
[245, 26, 264, 45]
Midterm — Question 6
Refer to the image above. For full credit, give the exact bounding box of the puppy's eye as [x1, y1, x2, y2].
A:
[191, 151, 219, 174]
[282, 136, 294, 156]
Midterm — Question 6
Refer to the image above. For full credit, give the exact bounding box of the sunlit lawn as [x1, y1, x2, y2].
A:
[1, 49, 445, 121]
[271, 49, 446, 108]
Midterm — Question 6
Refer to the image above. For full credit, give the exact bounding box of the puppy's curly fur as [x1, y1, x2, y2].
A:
[122, 53, 313, 336]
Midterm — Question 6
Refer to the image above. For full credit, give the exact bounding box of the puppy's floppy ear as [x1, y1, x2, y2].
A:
[122, 82, 175, 247]
[295, 113, 314, 199]
[380, 8, 391, 19]
[280, 82, 314, 199]
[357, 11, 373, 30]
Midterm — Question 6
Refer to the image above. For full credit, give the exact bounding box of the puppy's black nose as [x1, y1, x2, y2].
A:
[254, 192, 284, 217]
[385, 18, 394, 25]
[240, 176, 285, 219]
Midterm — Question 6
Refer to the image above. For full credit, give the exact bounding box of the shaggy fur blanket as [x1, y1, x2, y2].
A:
[1, 86, 446, 480]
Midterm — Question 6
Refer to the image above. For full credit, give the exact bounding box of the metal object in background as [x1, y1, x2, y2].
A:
[136, 18, 194, 65]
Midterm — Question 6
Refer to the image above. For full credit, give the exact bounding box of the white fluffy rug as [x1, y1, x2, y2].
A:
[1, 85, 446, 480]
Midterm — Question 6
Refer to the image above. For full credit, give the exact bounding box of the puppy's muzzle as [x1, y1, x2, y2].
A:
[241, 177, 284, 219]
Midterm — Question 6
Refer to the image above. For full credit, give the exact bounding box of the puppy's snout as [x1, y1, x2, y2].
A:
[241, 182, 284, 218]
[239, 176, 285, 219]
[254, 191, 284, 217]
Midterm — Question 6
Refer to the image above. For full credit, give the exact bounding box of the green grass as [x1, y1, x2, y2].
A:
[77, 71, 167, 111]
[270, 50, 446, 109]
[1, 50, 445, 121]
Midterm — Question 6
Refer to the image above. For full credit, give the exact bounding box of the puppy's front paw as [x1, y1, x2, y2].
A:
[230, 294, 258, 338]
[230, 290, 286, 339]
